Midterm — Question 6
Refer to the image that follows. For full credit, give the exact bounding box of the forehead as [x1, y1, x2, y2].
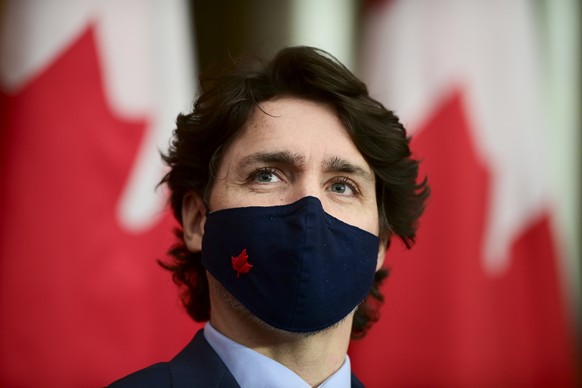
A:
[223, 97, 371, 171]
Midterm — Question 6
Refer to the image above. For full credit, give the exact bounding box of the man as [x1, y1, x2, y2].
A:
[110, 46, 429, 387]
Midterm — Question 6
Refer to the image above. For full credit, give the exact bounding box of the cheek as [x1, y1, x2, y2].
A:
[206, 162, 239, 211]
[331, 206, 380, 236]
[362, 214, 380, 236]
[360, 204, 381, 236]
[351, 199, 381, 236]
[208, 182, 235, 212]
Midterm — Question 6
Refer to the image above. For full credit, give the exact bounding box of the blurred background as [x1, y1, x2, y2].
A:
[0, 0, 580, 386]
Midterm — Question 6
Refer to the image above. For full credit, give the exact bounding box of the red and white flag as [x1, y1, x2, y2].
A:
[350, 1, 578, 386]
[0, 1, 199, 386]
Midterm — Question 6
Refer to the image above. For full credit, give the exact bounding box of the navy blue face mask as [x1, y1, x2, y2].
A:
[201, 196, 380, 333]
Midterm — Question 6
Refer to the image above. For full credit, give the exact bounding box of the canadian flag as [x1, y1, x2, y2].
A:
[0, 1, 199, 386]
[350, 1, 578, 386]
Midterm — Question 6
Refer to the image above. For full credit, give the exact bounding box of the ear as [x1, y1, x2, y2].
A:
[182, 192, 207, 252]
[376, 234, 389, 271]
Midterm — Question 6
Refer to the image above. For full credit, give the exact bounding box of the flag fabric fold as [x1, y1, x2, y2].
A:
[350, 1, 578, 386]
[0, 1, 198, 386]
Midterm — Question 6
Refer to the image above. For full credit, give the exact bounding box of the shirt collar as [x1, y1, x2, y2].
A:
[204, 322, 351, 388]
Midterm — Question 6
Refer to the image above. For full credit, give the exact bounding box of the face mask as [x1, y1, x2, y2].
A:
[201, 196, 379, 333]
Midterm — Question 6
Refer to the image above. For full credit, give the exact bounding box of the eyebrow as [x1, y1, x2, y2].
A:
[323, 156, 375, 182]
[239, 151, 306, 168]
[239, 151, 374, 182]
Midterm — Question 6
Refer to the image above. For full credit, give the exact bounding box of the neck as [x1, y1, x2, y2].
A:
[208, 276, 352, 387]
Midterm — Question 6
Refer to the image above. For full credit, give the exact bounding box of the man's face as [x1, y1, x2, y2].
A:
[181, 97, 387, 333]
[208, 97, 381, 238]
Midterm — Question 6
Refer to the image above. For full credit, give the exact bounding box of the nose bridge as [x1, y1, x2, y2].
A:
[291, 172, 328, 210]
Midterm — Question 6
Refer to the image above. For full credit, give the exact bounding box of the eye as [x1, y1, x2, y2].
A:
[328, 178, 358, 196]
[252, 168, 282, 184]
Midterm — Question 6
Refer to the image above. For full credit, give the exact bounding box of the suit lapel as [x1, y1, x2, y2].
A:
[169, 329, 240, 388]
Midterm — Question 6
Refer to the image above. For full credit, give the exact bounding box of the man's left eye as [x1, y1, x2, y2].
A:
[330, 182, 354, 195]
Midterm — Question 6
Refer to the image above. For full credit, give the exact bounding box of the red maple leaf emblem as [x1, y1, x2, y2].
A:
[231, 249, 253, 278]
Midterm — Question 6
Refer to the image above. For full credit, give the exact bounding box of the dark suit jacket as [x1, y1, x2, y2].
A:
[109, 329, 365, 387]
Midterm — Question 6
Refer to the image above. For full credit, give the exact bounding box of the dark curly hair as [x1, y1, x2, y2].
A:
[159, 46, 429, 339]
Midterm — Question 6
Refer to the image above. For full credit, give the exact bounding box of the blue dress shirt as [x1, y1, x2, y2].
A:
[204, 322, 351, 388]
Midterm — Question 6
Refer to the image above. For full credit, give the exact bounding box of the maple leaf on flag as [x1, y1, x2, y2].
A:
[231, 249, 253, 278]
